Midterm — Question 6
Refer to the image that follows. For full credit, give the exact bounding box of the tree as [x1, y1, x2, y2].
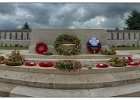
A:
[22, 22, 31, 29]
[125, 10, 140, 30]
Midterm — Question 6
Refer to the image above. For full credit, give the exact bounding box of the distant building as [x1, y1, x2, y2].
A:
[0, 29, 31, 47]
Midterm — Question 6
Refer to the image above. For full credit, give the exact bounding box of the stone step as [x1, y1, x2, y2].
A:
[25, 58, 110, 63]
[25, 58, 140, 64]
[89, 83, 140, 97]
[5, 53, 132, 59]
[0, 82, 16, 97]
[10, 83, 140, 97]
[1, 64, 140, 75]
[0, 69, 140, 89]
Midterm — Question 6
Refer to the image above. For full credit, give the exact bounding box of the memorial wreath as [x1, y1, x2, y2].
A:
[35, 42, 48, 54]
[87, 37, 101, 54]
[54, 34, 81, 55]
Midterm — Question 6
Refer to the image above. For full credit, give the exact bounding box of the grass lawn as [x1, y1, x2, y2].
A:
[0, 46, 29, 50]
[111, 47, 140, 50]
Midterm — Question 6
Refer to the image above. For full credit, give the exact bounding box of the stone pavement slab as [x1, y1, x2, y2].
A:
[0, 82, 16, 97]
[10, 86, 90, 97]
[89, 82, 140, 97]
[0, 69, 140, 89]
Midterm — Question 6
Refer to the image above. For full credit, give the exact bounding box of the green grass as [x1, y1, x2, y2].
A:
[0, 46, 29, 50]
[111, 47, 140, 50]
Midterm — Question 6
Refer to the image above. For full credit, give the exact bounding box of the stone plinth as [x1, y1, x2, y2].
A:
[29, 29, 109, 54]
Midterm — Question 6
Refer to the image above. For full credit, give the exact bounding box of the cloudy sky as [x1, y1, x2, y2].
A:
[0, 3, 140, 29]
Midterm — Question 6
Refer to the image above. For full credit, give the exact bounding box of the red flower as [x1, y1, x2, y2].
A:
[35, 42, 48, 54]
[25, 61, 36, 66]
[128, 61, 139, 66]
[123, 56, 133, 63]
[39, 61, 54, 67]
[96, 64, 109, 68]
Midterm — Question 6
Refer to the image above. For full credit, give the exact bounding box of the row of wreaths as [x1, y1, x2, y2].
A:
[35, 34, 101, 55]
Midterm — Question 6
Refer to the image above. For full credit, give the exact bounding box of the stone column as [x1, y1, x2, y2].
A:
[28, 32, 31, 40]
[135, 33, 139, 40]
[0, 32, 1, 40]
[12, 32, 16, 40]
[119, 32, 123, 40]
[1, 32, 4, 40]
[116, 32, 119, 40]
[4, 32, 6, 39]
[9, 32, 12, 40]
[139, 33, 140, 40]
[122, 33, 125, 40]
[113, 32, 117, 40]
[17, 32, 21, 40]
[6, 32, 10, 40]
[130, 32, 134, 40]
[23, 32, 27, 40]
[124, 32, 128, 40]
[107, 32, 111, 40]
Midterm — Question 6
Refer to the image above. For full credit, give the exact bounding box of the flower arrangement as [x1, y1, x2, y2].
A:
[109, 57, 127, 67]
[87, 37, 101, 54]
[123, 56, 133, 63]
[101, 49, 116, 55]
[0, 56, 5, 64]
[35, 42, 48, 54]
[39, 61, 54, 67]
[5, 50, 25, 66]
[25, 61, 36, 66]
[128, 61, 139, 66]
[96, 64, 109, 68]
[55, 60, 82, 71]
[54, 34, 81, 55]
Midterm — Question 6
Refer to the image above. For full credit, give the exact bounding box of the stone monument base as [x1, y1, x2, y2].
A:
[29, 45, 110, 54]
[29, 29, 109, 54]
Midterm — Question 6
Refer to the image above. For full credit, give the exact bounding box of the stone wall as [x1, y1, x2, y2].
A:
[29, 29, 109, 54]
[107, 30, 140, 47]
[0, 29, 31, 47]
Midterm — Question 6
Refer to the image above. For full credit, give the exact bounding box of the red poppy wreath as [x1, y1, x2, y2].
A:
[128, 61, 139, 66]
[35, 42, 48, 54]
[39, 61, 54, 67]
[25, 61, 37, 66]
[123, 56, 133, 63]
[96, 64, 109, 68]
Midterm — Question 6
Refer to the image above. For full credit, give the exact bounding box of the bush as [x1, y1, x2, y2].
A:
[15, 44, 19, 47]
[1, 42, 3, 47]
[20, 45, 23, 47]
[121, 45, 126, 47]
[132, 44, 135, 47]
[55, 60, 82, 71]
[111, 45, 115, 47]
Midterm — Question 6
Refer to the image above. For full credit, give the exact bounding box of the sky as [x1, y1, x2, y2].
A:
[0, 3, 140, 29]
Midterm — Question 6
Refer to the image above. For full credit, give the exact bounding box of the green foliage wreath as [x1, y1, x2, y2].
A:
[54, 34, 81, 55]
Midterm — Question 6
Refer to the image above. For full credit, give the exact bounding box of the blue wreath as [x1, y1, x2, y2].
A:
[87, 41, 101, 48]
